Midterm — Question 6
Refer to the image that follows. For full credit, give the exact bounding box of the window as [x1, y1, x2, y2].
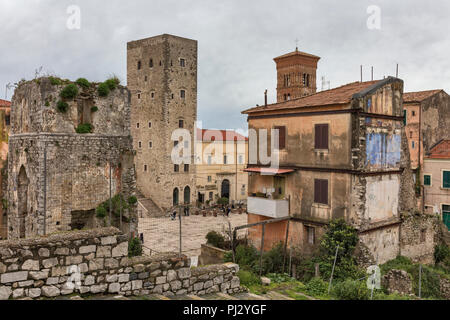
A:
[149, 59, 153, 68]
[180, 58, 185, 67]
[306, 74, 310, 87]
[207, 176, 212, 183]
[412, 141, 415, 149]
[238, 155, 243, 164]
[420, 229, 426, 243]
[287, 93, 291, 101]
[403, 110, 407, 125]
[424, 175, 431, 186]
[410, 131, 413, 138]
[223, 155, 228, 164]
[5, 115, 10, 126]
[174, 141, 179, 147]
[314, 179, 328, 205]
[174, 164, 179, 172]
[207, 155, 212, 165]
[274, 126, 286, 150]
[151, 92, 155, 99]
[159, 61, 162, 66]
[284, 94, 287, 101]
[443, 171, 450, 189]
[144, 76, 148, 82]
[179, 120, 184, 128]
[148, 141, 153, 149]
[209, 192, 213, 200]
[144, 164, 147, 172]
[180, 90, 186, 99]
[136, 123, 140, 129]
[171, 94, 174, 99]
[148, 122, 152, 128]
[412, 110, 416, 116]
[314, 124, 329, 150]
[137, 61, 141, 70]
[306, 226, 315, 244]
[137, 93, 141, 99]
[184, 164, 189, 172]
[138, 141, 142, 149]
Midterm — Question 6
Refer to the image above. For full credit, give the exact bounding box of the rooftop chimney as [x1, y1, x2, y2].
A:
[264, 89, 268, 106]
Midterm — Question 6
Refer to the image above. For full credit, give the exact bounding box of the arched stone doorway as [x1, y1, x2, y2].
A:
[18, 166, 29, 239]
[173, 188, 179, 206]
[221, 179, 230, 199]
[184, 186, 191, 204]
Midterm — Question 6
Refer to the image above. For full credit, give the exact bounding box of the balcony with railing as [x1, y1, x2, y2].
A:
[247, 195, 289, 219]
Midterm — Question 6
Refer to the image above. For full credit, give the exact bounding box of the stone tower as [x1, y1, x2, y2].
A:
[127, 34, 197, 214]
[274, 48, 320, 102]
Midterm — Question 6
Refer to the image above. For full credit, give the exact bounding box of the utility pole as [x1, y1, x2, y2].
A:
[328, 245, 339, 294]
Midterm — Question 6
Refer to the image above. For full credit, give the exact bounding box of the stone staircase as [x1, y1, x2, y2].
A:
[136, 191, 164, 217]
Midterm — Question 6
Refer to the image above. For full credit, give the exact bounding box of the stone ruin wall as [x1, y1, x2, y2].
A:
[0, 227, 241, 300]
[7, 78, 136, 239]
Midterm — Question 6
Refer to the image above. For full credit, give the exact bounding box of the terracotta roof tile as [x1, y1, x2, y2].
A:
[403, 90, 442, 103]
[274, 49, 320, 60]
[196, 128, 248, 142]
[426, 140, 450, 159]
[0, 99, 11, 108]
[242, 80, 380, 114]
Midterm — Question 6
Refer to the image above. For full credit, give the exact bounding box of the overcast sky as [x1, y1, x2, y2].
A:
[1, 0, 449, 132]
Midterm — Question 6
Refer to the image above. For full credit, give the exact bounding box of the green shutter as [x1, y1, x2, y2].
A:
[443, 171, 450, 189]
[403, 110, 407, 125]
[424, 175, 431, 186]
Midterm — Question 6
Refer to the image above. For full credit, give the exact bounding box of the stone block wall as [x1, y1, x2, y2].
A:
[0, 227, 240, 300]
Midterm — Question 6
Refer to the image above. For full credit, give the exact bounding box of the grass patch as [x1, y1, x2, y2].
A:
[56, 100, 69, 113]
[75, 123, 93, 134]
[60, 84, 79, 99]
[76, 78, 91, 89]
[97, 82, 110, 97]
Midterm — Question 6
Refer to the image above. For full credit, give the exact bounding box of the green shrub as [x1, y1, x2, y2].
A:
[237, 270, 261, 286]
[259, 242, 285, 274]
[434, 244, 450, 264]
[49, 76, 62, 86]
[234, 244, 259, 271]
[76, 78, 91, 89]
[56, 100, 69, 113]
[91, 106, 98, 112]
[266, 273, 295, 283]
[331, 279, 369, 300]
[95, 205, 107, 218]
[44, 100, 50, 107]
[380, 256, 412, 274]
[97, 82, 110, 97]
[217, 197, 229, 205]
[60, 84, 79, 99]
[128, 237, 143, 257]
[75, 123, 93, 134]
[127, 196, 137, 205]
[305, 277, 328, 296]
[206, 231, 225, 249]
[104, 76, 120, 90]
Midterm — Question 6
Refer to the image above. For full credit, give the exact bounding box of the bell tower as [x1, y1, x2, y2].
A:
[274, 47, 320, 102]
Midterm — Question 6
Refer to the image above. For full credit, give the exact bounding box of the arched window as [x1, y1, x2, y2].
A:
[184, 186, 191, 204]
[137, 61, 141, 70]
[173, 188, 179, 206]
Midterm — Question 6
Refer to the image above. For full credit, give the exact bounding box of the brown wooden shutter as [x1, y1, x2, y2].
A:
[315, 124, 329, 149]
[314, 179, 328, 205]
[275, 126, 286, 149]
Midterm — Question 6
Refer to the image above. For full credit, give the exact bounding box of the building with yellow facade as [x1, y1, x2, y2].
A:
[195, 128, 248, 206]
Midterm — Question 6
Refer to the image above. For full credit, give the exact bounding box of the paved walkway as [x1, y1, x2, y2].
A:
[138, 212, 248, 257]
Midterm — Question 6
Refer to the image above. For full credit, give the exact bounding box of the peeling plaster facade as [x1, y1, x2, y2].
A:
[243, 72, 437, 264]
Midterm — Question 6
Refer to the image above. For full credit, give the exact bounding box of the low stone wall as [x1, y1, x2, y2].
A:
[440, 277, 450, 300]
[0, 227, 241, 300]
[382, 269, 413, 295]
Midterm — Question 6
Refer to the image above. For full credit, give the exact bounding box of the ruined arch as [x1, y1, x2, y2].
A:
[18, 165, 29, 238]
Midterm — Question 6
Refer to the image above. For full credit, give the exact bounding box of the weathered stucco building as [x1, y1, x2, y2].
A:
[241, 49, 438, 264]
[195, 128, 248, 205]
[7, 78, 136, 239]
[127, 34, 197, 216]
[423, 140, 450, 229]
